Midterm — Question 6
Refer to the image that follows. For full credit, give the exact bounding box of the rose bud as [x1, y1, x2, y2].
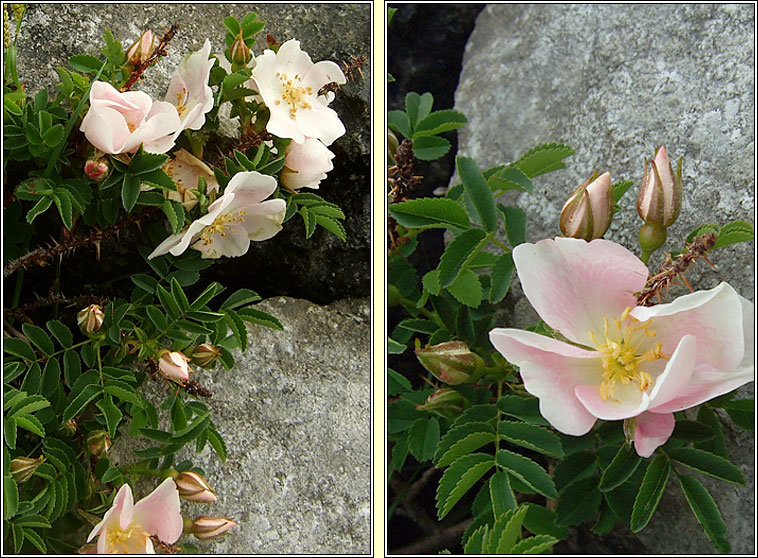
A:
[77, 304, 105, 335]
[636, 146, 683, 262]
[174, 471, 217, 503]
[280, 138, 335, 191]
[229, 34, 252, 68]
[190, 343, 221, 368]
[126, 29, 155, 66]
[560, 171, 613, 241]
[192, 516, 238, 540]
[10, 456, 45, 483]
[415, 341, 484, 385]
[84, 156, 110, 182]
[157, 351, 191, 385]
[86, 430, 111, 458]
[415, 387, 469, 420]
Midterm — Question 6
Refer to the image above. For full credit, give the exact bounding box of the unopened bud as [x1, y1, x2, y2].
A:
[10, 456, 45, 483]
[192, 516, 237, 540]
[388, 130, 399, 165]
[126, 30, 155, 66]
[84, 156, 110, 182]
[416, 387, 469, 420]
[157, 350, 191, 384]
[415, 341, 484, 385]
[86, 430, 111, 457]
[191, 343, 221, 368]
[229, 34, 252, 67]
[58, 419, 77, 438]
[637, 145, 682, 228]
[560, 171, 613, 241]
[77, 304, 104, 335]
[174, 471, 217, 503]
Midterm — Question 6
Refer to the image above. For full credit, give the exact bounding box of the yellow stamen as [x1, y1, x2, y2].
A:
[277, 72, 312, 119]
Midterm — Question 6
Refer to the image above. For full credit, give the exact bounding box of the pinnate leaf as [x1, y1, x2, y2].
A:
[436, 453, 494, 519]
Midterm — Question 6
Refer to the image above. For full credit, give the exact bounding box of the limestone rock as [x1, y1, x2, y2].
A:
[110, 297, 370, 554]
[454, 4, 754, 554]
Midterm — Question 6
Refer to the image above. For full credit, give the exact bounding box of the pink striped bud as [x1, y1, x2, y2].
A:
[636, 145, 682, 228]
[192, 516, 237, 540]
[560, 171, 613, 241]
[174, 471, 217, 502]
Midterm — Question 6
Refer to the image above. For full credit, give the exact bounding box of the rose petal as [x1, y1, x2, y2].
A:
[646, 334, 698, 409]
[303, 60, 346, 91]
[489, 328, 600, 435]
[630, 282, 745, 373]
[132, 478, 183, 544]
[80, 107, 131, 154]
[513, 238, 649, 346]
[88, 483, 133, 542]
[633, 411, 675, 458]
[574, 381, 650, 421]
[275, 39, 313, 78]
[296, 102, 346, 146]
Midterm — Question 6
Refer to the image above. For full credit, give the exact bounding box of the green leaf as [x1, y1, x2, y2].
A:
[413, 109, 467, 137]
[436, 453, 495, 520]
[223, 15, 241, 34]
[4, 477, 18, 519]
[389, 197, 470, 230]
[40, 357, 61, 398]
[671, 420, 715, 442]
[44, 124, 65, 147]
[407, 418, 440, 462]
[463, 524, 487, 554]
[554, 451, 597, 492]
[412, 135, 451, 161]
[62, 384, 102, 422]
[22, 324, 55, 355]
[121, 173, 140, 212]
[405, 91, 433, 128]
[522, 503, 569, 540]
[500, 205, 527, 246]
[104, 380, 142, 407]
[129, 152, 169, 175]
[457, 157, 498, 232]
[387, 110, 411, 139]
[668, 447, 746, 485]
[677, 474, 730, 553]
[68, 53, 103, 73]
[16, 414, 45, 437]
[630, 454, 670, 532]
[388, 368, 411, 395]
[45, 320, 72, 349]
[4, 417, 17, 449]
[438, 229, 490, 287]
[140, 168, 177, 191]
[161, 200, 182, 235]
[51, 191, 73, 229]
[719, 398, 754, 431]
[514, 143, 575, 178]
[510, 534, 559, 554]
[20, 363, 42, 394]
[555, 476, 602, 526]
[422, 270, 441, 295]
[599, 443, 642, 492]
[225, 309, 248, 351]
[170, 277, 190, 312]
[695, 405, 727, 457]
[496, 394, 549, 426]
[435, 422, 497, 468]
[96, 395, 123, 438]
[713, 220, 754, 249]
[498, 421, 564, 459]
[446, 269, 482, 308]
[21, 528, 47, 553]
[489, 253, 515, 303]
[220, 289, 261, 311]
[612, 179, 635, 204]
[490, 469, 517, 516]
[489, 166, 534, 194]
[62, 351, 81, 387]
[388, 337, 406, 355]
[25, 196, 53, 224]
[491, 505, 529, 554]
[206, 425, 228, 462]
[156, 284, 181, 320]
[4, 338, 37, 361]
[131, 273, 158, 293]
[237, 307, 284, 331]
[496, 449, 557, 499]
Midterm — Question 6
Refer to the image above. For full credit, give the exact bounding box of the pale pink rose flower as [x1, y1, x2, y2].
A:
[148, 171, 286, 260]
[79, 82, 181, 154]
[165, 39, 215, 137]
[162, 149, 220, 210]
[158, 351, 191, 384]
[250, 39, 346, 145]
[280, 137, 335, 190]
[489, 237, 754, 457]
[87, 478, 183, 554]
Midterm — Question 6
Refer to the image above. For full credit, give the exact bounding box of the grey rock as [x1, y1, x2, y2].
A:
[454, 4, 754, 554]
[14, 4, 370, 303]
[110, 296, 371, 554]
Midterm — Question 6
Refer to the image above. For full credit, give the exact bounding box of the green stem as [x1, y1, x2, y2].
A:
[494, 380, 503, 467]
[492, 238, 511, 252]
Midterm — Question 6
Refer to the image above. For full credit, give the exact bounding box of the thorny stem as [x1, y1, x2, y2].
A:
[4, 293, 107, 322]
[121, 23, 179, 92]
[4, 207, 160, 278]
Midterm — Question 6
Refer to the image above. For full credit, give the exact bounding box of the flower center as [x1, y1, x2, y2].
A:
[274, 72, 313, 119]
[589, 307, 669, 401]
[198, 209, 248, 245]
[175, 87, 188, 116]
[105, 523, 150, 553]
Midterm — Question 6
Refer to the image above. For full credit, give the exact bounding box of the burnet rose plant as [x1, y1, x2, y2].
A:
[4, 8, 363, 554]
[387, 13, 754, 548]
